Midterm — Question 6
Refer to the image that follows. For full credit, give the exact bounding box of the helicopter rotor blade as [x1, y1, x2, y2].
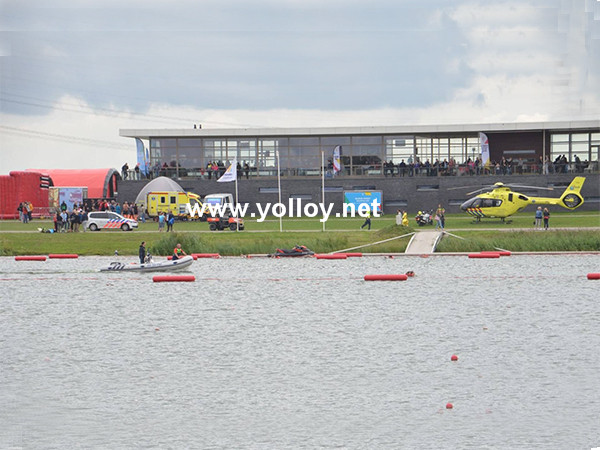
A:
[502, 184, 554, 191]
[465, 187, 489, 196]
[447, 184, 493, 191]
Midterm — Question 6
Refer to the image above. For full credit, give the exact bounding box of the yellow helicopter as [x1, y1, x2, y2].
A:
[455, 176, 585, 221]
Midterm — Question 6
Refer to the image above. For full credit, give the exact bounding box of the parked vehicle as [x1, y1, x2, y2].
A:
[146, 191, 202, 219]
[207, 215, 244, 231]
[415, 210, 434, 226]
[200, 193, 235, 221]
[84, 211, 138, 231]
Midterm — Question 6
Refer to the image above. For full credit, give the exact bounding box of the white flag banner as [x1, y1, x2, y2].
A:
[479, 132, 490, 167]
[333, 145, 342, 174]
[217, 159, 237, 183]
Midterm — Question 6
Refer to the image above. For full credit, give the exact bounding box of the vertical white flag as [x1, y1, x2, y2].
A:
[333, 145, 341, 174]
[217, 159, 237, 183]
[479, 132, 490, 167]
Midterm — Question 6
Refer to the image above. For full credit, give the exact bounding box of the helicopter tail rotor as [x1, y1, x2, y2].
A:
[559, 176, 585, 209]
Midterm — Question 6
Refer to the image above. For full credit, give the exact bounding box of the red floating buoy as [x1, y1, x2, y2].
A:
[587, 273, 600, 280]
[446, 403, 454, 409]
[316, 254, 348, 260]
[48, 254, 79, 259]
[364, 274, 408, 281]
[451, 354, 458, 361]
[191, 253, 221, 258]
[153, 275, 196, 283]
[342, 252, 363, 257]
[15, 255, 47, 261]
[468, 253, 500, 259]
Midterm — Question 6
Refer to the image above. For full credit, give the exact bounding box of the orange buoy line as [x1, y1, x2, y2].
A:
[48, 254, 79, 259]
[480, 251, 511, 257]
[153, 275, 196, 283]
[316, 254, 347, 260]
[587, 273, 600, 280]
[15, 256, 47, 261]
[192, 253, 221, 258]
[468, 253, 500, 259]
[364, 274, 408, 281]
[341, 252, 363, 257]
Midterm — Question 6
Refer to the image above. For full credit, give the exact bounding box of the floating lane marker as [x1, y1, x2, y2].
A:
[480, 251, 511, 257]
[15, 256, 47, 261]
[192, 253, 221, 259]
[341, 252, 363, 257]
[316, 254, 347, 260]
[48, 254, 79, 259]
[587, 273, 600, 280]
[364, 274, 408, 281]
[153, 275, 196, 283]
[468, 253, 500, 259]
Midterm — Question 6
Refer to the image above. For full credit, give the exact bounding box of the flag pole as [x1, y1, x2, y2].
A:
[321, 150, 325, 232]
[276, 150, 282, 232]
[235, 174, 239, 232]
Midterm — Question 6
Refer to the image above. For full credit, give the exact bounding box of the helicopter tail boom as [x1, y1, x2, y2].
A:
[528, 177, 585, 209]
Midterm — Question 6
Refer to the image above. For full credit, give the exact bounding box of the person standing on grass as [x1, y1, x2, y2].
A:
[158, 212, 166, 232]
[543, 208, 550, 230]
[534, 206, 543, 229]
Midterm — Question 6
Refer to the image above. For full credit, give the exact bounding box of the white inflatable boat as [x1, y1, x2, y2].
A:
[99, 255, 194, 272]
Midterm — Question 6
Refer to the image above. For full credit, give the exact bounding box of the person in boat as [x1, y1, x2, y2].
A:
[139, 241, 146, 264]
[172, 243, 188, 260]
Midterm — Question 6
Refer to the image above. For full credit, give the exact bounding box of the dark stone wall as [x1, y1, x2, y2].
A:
[117, 173, 600, 215]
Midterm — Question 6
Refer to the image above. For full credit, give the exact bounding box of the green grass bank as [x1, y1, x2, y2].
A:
[1, 211, 599, 256]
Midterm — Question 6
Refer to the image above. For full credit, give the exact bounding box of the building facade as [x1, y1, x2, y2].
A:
[120, 120, 600, 177]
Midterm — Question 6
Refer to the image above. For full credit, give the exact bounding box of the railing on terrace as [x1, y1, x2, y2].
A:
[121, 161, 599, 181]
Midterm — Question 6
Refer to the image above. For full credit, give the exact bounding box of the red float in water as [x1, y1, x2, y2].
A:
[342, 252, 363, 257]
[48, 254, 79, 259]
[587, 273, 600, 280]
[316, 254, 347, 260]
[446, 403, 454, 409]
[468, 253, 500, 259]
[191, 253, 221, 258]
[153, 275, 196, 283]
[364, 274, 408, 281]
[15, 255, 46, 261]
[451, 354, 458, 361]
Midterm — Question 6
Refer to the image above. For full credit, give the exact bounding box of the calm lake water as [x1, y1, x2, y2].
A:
[1, 254, 599, 449]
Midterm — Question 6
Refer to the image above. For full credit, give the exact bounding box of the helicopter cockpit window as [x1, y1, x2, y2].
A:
[481, 199, 502, 207]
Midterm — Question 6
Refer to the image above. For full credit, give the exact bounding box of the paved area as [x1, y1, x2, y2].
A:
[405, 231, 444, 254]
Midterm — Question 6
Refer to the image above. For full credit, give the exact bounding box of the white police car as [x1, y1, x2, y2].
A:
[84, 211, 138, 231]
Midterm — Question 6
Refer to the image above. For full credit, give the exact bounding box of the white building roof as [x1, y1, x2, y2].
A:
[120, 120, 600, 140]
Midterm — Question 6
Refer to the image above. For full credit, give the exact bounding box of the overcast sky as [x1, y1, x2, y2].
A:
[1, 0, 599, 173]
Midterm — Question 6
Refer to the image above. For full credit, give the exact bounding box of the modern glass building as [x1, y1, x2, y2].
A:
[120, 120, 600, 177]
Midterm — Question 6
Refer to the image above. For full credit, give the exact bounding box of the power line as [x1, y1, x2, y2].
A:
[1, 92, 260, 128]
[0, 125, 131, 150]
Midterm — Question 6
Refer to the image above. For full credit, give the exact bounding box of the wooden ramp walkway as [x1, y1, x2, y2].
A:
[405, 231, 444, 254]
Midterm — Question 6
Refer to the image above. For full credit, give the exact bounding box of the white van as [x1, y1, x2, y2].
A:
[201, 193, 235, 219]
